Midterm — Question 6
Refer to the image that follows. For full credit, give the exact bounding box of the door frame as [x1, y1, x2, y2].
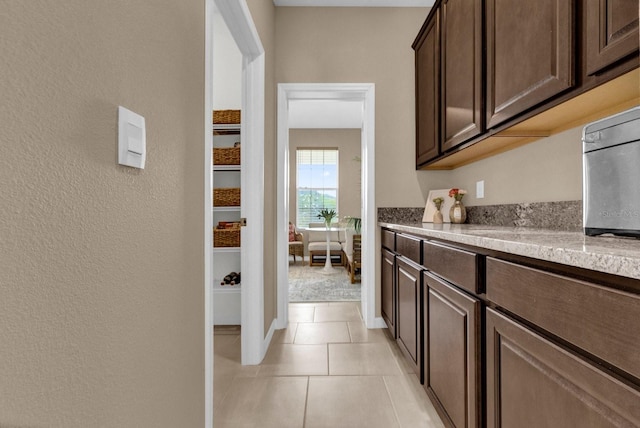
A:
[205, 0, 264, 426]
[276, 83, 385, 329]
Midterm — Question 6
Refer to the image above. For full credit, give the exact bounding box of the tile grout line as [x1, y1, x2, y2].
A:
[326, 343, 331, 376]
[302, 375, 310, 428]
[381, 375, 404, 428]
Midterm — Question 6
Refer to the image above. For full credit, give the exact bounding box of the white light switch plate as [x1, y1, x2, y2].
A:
[476, 180, 485, 199]
[118, 106, 146, 169]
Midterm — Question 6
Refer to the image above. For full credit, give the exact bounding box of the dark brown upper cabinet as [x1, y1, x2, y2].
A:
[440, 0, 484, 152]
[414, 6, 440, 166]
[586, 0, 640, 75]
[413, 0, 638, 170]
[485, 0, 575, 129]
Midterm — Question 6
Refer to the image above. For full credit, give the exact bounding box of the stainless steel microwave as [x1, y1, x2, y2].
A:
[583, 106, 640, 237]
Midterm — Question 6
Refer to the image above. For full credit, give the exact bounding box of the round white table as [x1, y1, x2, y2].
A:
[307, 227, 343, 274]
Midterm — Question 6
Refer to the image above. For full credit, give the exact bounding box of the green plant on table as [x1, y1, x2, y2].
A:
[343, 216, 362, 234]
[317, 209, 337, 228]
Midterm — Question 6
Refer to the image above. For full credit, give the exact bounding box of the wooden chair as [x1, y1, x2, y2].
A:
[345, 234, 361, 284]
[288, 222, 304, 263]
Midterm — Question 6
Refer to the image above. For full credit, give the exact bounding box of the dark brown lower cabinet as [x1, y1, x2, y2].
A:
[424, 272, 480, 428]
[396, 256, 422, 380]
[381, 248, 396, 338]
[487, 308, 640, 428]
[382, 228, 640, 427]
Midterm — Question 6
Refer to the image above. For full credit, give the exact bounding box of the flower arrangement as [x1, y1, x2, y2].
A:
[317, 208, 337, 228]
[432, 197, 444, 211]
[449, 188, 467, 202]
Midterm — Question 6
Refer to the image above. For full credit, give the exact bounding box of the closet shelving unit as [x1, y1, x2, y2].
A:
[212, 117, 241, 325]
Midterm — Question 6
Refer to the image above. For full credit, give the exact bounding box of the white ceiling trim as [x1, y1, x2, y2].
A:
[274, 0, 433, 7]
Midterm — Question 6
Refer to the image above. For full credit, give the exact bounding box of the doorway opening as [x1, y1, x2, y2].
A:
[276, 83, 386, 330]
[288, 139, 361, 303]
[205, 0, 264, 425]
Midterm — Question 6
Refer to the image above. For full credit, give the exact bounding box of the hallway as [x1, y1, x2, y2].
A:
[213, 302, 445, 427]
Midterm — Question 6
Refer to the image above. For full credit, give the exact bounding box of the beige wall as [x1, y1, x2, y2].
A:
[0, 1, 204, 426]
[246, 0, 278, 337]
[275, 7, 443, 319]
[274, 6, 585, 212]
[449, 126, 584, 206]
[275, 7, 450, 209]
[273, 6, 587, 321]
[289, 129, 362, 224]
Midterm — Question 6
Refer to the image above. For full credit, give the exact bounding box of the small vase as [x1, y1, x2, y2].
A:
[433, 208, 443, 224]
[449, 200, 467, 224]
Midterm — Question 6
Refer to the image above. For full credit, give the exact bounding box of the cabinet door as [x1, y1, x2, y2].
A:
[424, 272, 480, 428]
[396, 256, 422, 380]
[586, 0, 640, 75]
[415, 7, 440, 166]
[487, 308, 640, 428]
[441, 0, 483, 151]
[381, 248, 396, 338]
[485, 0, 575, 128]
[486, 257, 640, 381]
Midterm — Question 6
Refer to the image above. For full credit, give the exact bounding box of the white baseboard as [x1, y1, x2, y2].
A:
[262, 318, 277, 359]
[371, 316, 388, 329]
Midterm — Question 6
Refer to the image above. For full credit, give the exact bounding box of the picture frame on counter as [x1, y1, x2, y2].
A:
[423, 189, 455, 223]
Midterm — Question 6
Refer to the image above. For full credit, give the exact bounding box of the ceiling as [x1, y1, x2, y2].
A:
[274, 0, 433, 6]
[288, 100, 364, 128]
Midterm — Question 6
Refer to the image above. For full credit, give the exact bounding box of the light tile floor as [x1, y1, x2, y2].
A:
[213, 302, 445, 428]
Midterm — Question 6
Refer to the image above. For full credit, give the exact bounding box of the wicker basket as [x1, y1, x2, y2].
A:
[213, 228, 240, 247]
[213, 109, 241, 124]
[213, 147, 241, 165]
[213, 188, 240, 206]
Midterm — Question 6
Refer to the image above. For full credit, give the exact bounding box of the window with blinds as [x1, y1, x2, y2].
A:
[296, 149, 339, 228]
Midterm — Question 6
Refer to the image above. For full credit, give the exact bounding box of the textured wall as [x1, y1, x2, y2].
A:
[0, 1, 205, 426]
[275, 6, 434, 319]
[449, 126, 583, 206]
[289, 129, 362, 224]
[275, 7, 445, 209]
[273, 6, 587, 213]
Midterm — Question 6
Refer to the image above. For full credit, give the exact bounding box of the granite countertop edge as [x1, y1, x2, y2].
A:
[379, 222, 640, 281]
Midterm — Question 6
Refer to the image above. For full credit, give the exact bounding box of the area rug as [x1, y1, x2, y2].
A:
[288, 262, 361, 302]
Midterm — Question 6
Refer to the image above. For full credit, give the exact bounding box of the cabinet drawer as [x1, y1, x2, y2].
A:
[382, 229, 395, 251]
[486, 257, 640, 380]
[396, 234, 421, 265]
[487, 308, 640, 427]
[423, 241, 479, 294]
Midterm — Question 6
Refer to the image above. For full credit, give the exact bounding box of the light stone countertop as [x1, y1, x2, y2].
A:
[379, 222, 640, 281]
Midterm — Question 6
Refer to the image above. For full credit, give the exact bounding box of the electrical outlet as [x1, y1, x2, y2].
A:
[476, 180, 485, 199]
